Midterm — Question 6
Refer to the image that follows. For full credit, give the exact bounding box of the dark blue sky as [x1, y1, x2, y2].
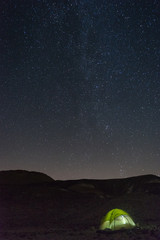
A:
[0, 0, 160, 179]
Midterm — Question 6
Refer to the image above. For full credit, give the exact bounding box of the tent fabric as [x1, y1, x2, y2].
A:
[100, 208, 136, 231]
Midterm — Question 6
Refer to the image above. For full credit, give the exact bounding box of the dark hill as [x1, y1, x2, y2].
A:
[55, 174, 160, 196]
[0, 170, 160, 195]
[0, 170, 54, 184]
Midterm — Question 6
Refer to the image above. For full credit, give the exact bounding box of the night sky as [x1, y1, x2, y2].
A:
[0, 0, 160, 180]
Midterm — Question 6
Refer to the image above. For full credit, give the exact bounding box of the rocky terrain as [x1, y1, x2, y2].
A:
[0, 170, 160, 239]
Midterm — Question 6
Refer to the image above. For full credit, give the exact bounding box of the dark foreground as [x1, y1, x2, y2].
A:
[0, 171, 160, 240]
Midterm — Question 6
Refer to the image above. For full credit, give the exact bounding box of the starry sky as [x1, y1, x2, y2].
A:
[0, 0, 160, 180]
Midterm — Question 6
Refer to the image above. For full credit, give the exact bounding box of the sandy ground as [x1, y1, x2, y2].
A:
[1, 227, 160, 240]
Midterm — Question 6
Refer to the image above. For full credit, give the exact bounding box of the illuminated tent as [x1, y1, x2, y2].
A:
[100, 208, 136, 231]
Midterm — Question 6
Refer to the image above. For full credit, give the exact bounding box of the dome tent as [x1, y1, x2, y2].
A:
[100, 208, 136, 231]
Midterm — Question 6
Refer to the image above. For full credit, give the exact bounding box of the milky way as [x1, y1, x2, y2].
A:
[0, 0, 160, 179]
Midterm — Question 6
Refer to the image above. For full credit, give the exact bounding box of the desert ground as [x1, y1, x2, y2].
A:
[0, 170, 160, 240]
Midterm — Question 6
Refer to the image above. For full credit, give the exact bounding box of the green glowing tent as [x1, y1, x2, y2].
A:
[100, 208, 136, 231]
